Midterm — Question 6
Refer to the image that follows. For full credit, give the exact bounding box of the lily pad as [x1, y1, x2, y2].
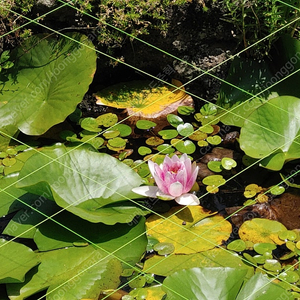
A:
[156, 144, 175, 154]
[0, 33, 96, 136]
[138, 146, 152, 156]
[167, 114, 184, 128]
[0, 239, 39, 284]
[136, 120, 156, 130]
[103, 130, 120, 139]
[177, 123, 194, 137]
[163, 267, 247, 300]
[96, 113, 118, 128]
[240, 96, 300, 170]
[158, 129, 178, 140]
[239, 219, 287, 245]
[199, 124, 214, 134]
[207, 135, 222, 145]
[202, 175, 226, 187]
[145, 137, 164, 147]
[174, 140, 196, 154]
[7, 246, 122, 300]
[269, 185, 285, 196]
[110, 124, 132, 137]
[178, 105, 195, 115]
[253, 243, 277, 255]
[207, 161, 223, 173]
[146, 206, 231, 254]
[107, 137, 126, 148]
[221, 157, 237, 170]
[16, 144, 144, 224]
[227, 239, 246, 252]
[80, 118, 100, 132]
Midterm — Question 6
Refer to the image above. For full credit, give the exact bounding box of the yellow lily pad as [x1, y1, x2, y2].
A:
[146, 206, 232, 254]
[239, 219, 287, 245]
[94, 79, 191, 117]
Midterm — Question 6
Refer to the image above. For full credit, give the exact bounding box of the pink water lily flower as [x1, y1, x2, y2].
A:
[132, 153, 199, 206]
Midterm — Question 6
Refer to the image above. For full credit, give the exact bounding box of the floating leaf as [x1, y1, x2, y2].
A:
[263, 259, 281, 273]
[198, 140, 209, 147]
[202, 175, 226, 187]
[94, 80, 191, 117]
[240, 96, 300, 170]
[174, 140, 196, 154]
[107, 137, 126, 149]
[80, 117, 100, 132]
[244, 184, 262, 198]
[256, 194, 269, 203]
[278, 230, 297, 241]
[239, 219, 287, 245]
[16, 144, 144, 224]
[138, 146, 152, 156]
[177, 123, 194, 137]
[2, 157, 16, 166]
[0, 33, 96, 136]
[178, 105, 195, 115]
[207, 161, 223, 173]
[136, 120, 156, 130]
[227, 239, 246, 252]
[269, 185, 285, 196]
[199, 124, 214, 134]
[111, 124, 132, 137]
[253, 243, 277, 255]
[207, 135, 222, 145]
[103, 130, 120, 139]
[200, 103, 218, 116]
[6, 148, 17, 156]
[279, 271, 300, 283]
[236, 273, 293, 300]
[156, 144, 175, 154]
[59, 130, 77, 141]
[189, 131, 207, 141]
[167, 114, 184, 128]
[0, 239, 39, 284]
[158, 129, 178, 140]
[146, 206, 231, 254]
[221, 157, 237, 170]
[7, 246, 122, 300]
[145, 137, 164, 147]
[96, 113, 118, 128]
[163, 267, 247, 300]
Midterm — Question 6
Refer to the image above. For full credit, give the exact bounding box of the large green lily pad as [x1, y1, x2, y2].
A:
[0, 33, 96, 137]
[240, 96, 300, 170]
[16, 144, 145, 224]
[7, 246, 122, 300]
[0, 239, 39, 284]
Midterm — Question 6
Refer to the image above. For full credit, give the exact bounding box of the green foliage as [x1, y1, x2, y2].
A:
[77, 0, 188, 47]
[163, 268, 293, 300]
[16, 144, 147, 224]
[223, 0, 300, 58]
[0, 33, 96, 145]
[240, 96, 300, 171]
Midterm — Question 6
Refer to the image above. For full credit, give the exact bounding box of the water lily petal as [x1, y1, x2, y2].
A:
[169, 181, 184, 197]
[175, 193, 200, 206]
[156, 190, 174, 200]
[132, 186, 159, 198]
[148, 160, 157, 177]
[186, 164, 199, 191]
